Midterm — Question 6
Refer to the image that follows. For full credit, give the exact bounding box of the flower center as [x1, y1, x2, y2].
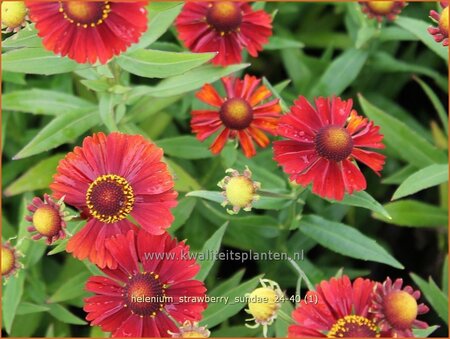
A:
[225, 176, 255, 208]
[383, 291, 418, 329]
[59, 1, 110, 27]
[206, 1, 243, 34]
[220, 98, 253, 130]
[315, 125, 353, 162]
[1, 1, 27, 28]
[181, 331, 208, 338]
[247, 287, 279, 323]
[366, 1, 396, 15]
[124, 272, 167, 317]
[439, 7, 449, 36]
[86, 174, 134, 224]
[1, 246, 15, 276]
[32, 205, 61, 237]
[327, 315, 380, 338]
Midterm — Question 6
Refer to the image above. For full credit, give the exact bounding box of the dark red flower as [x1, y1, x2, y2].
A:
[273, 96, 385, 201]
[51, 132, 177, 269]
[191, 75, 281, 158]
[288, 275, 379, 337]
[370, 277, 429, 337]
[175, 1, 272, 66]
[26, 1, 148, 64]
[428, 2, 448, 47]
[359, 1, 406, 22]
[84, 229, 207, 337]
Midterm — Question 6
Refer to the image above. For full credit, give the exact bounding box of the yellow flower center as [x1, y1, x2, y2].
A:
[225, 176, 255, 208]
[247, 287, 279, 322]
[366, 1, 396, 15]
[33, 205, 61, 237]
[383, 291, 418, 329]
[315, 125, 354, 162]
[206, 1, 243, 33]
[439, 7, 449, 36]
[1, 1, 27, 28]
[220, 98, 253, 130]
[59, 1, 110, 28]
[180, 331, 208, 338]
[86, 174, 135, 223]
[1, 246, 15, 276]
[328, 315, 380, 337]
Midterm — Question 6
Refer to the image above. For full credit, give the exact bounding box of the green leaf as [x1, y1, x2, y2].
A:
[373, 200, 448, 227]
[165, 159, 201, 192]
[392, 164, 448, 200]
[169, 197, 197, 234]
[443, 255, 448, 296]
[2, 272, 25, 334]
[49, 272, 90, 303]
[382, 164, 418, 185]
[117, 50, 215, 78]
[13, 109, 100, 159]
[358, 95, 447, 168]
[275, 298, 295, 337]
[1, 25, 41, 49]
[16, 303, 50, 315]
[200, 275, 263, 328]
[265, 36, 304, 50]
[395, 16, 447, 61]
[128, 63, 249, 99]
[410, 273, 448, 325]
[47, 221, 84, 255]
[4, 154, 65, 196]
[47, 304, 87, 325]
[99, 93, 118, 132]
[209, 270, 245, 297]
[196, 223, 228, 281]
[187, 190, 225, 204]
[299, 215, 404, 269]
[311, 48, 368, 96]
[157, 136, 213, 159]
[413, 325, 440, 338]
[2, 48, 83, 75]
[329, 191, 391, 220]
[2, 89, 95, 116]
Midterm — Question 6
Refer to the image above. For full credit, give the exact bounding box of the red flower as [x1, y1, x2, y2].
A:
[1, 242, 22, 279]
[26, 1, 148, 64]
[359, 1, 406, 22]
[84, 229, 207, 337]
[191, 75, 281, 158]
[288, 275, 379, 337]
[370, 277, 429, 337]
[51, 132, 177, 269]
[273, 96, 385, 201]
[428, 2, 448, 47]
[175, 1, 272, 66]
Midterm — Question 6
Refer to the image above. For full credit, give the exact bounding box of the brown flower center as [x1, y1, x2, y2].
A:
[439, 7, 449, 36]
[60, 1, 110, 27]
[315, 125, 353, 162]
[1, 246, 15, 276]
[86, 174, 134, 224]
[220, 98, 253, 130]
[328, 315, 380, 338]
[366, 1, 396, 15]
[206, 1, 243, 34]
[383, 291, 418, 329]
[124, 272, 167, 317]
[32, 205, 61, 237]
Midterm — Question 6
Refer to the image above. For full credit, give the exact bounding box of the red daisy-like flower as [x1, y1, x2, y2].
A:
[84, 229, 207, 337]
[370, 277, 429, 337]
[50, 132, 177, 269]
[26, 194, 68, 245]
[191, 75, 281, 158]
[1, 242, 22, 279]
[26, 1, 148, 64]
[273, 96, 385, 201]
[428, 2, 449, 47]
[175, 1, 272, 66]
[359, 1, 406, 22]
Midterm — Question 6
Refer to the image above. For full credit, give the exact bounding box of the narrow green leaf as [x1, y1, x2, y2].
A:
[329, 191, 391, 219]
[157, 136, 213, 159]
[13, 109, 100, 159]
[413, 325, 440, 338]
[187, 191, 224, 204]
[392, 164, 448, 200]
[99, 93, 118, 132]
[299, 215, 404, 269]
[169, 197, 197, 234]
[16, 302, 50, 315]
[2, 272, 25, 334]
[165, 159, 201, 192]
[373, 200, 448, 227]
[196, 223, 228, 281]
[443, 255, 448, 296]
[209, 270, 245, 297]
[275, 297, 295, 337]
[2, 24, 41, 48]
[47, 221, 84, 255]
[49, 272, 90, 303]
[47, 304, 87, 325]
[382, 164, 418, 185]
[265, 36, 304, 50]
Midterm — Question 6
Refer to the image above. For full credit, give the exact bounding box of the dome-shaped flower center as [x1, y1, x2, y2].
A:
[225, 176, 255, 208]
[315, 125, 353, 162]
[247, 287, 279, 323]
[124, 272, 167, 317]
[439, 7, 449, 36]
[1, 246, 15, 276]
[86, 174, 134, 223]
[366, 1, 396, 15]
[1, 1, 27, 28]
[328, 315, 380, 338]
[383, 291, 418, 329]
[60, 1, 110, 27]
[220, 98, 253, 130]
[180, 331, 208, 338]
[32, 205, 61, 237]
[206, 1, 243, 33]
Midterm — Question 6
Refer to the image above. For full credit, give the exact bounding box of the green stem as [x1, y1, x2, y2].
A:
[288, 258, 315, 292]
[277, 309, 294, 324]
